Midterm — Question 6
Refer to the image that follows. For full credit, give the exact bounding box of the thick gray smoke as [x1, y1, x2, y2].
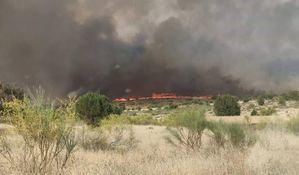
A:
[1, 0, 299, 97]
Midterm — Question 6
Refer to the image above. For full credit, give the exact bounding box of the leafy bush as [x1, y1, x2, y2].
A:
[242, 96, 251, 103]
[208, 122, 256, 148]
[128, 115, 159, 125]
[101, 114, 160, 126]
[0, 92, 77, 174]
[214, 95, 240, 116]
[260, 93, 275, 100]
[78, 125, 137, 152]
[228, 123, 246, 147]
[282, 91, 299, 101]
[287, 117, 299, 135]
[165, 108, 208, 150]
[257, 96, 265, 106]
[0, 83, 24, 101]
[76, 92, 122, 125]
[278, 96, 286, 106]
[251, 109, 258, 116]
[165, 103, 178, 110]
[111, 103, 124, 115]
[247, 103, 255, 110]
[0, 84, 24, 117]
[207, 121, 227, 147]
[259, 107, 276, 116]
[80, 131, 109, 151]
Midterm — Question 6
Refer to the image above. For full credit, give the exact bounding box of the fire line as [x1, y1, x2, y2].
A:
[113, 93, 212, 102]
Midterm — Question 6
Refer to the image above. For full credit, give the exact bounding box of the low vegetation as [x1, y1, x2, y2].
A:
[251, 109, 258, 116]
[77, 125, 137, 152]
[0, 91, 76, 174]
[259, 107, 276, 116]
[0, 87, 299, 174]
[208, 121, 256, 148]
[165, 108, 208, 150]
[281, 90, 299, 101]
[0, 83, 24, 119]
[287, 116, 299, 135]
[257, 96, 265, 106]
[214, 95, 240, 116]
[164, 107, 256, 151]
[278, 96, 286, 106]
[102, 114, 160, 126]
[0, 83, 24, 101]
[76, 92, 123, 125]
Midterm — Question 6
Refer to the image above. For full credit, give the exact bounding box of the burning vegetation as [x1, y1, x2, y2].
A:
[1, 1, 299, 174]
[114, 93, 212, 102]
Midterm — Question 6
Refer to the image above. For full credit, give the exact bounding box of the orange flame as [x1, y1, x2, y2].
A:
[113, 93, 212, 102]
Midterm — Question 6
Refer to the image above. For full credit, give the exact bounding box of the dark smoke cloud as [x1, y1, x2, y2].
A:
[1, 0, 299, 97]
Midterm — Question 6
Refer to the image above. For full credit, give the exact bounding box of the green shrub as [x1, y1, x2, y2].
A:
[208, 121, 255, 148]
[213, 95, 240, 116]
[76, 92, 121, 125]
[101, 114, 131, 125]
[247, 103, 255, 110]
[0, 83, 24, 101]
[282, 91, 299, 101]
[261, 93, 275, 100]
[111, 103, 124, 115]
[101, 114, 160, 126]
[257, 96, 265, 106]
[287, 117, 299, 135]
[79, 129, 109, 151]
[168, 103, 178, 109]
[207, 121, 227, 147]
[211, 96, 218, 100]
[251, 109, 258, 116]
[165, 108, 208, 150]
[128, 115, 160, 125]
[78, 125, 137, 152]
[242, 96, 251, 103]
[278, 96, 286, 106]
[259, 107, 276, 116]
[1, 92, 76, 174]
[228, 123, 246, 147]
[0, 84, 24, 117]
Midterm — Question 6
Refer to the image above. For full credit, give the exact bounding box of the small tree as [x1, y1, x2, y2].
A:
[76, 92, 120, 125]
[278, 96, 286, 106]
[242, 96, 251, 103]
[214, 95, 240, 116]
[251, 109, 258, 116]
[111, 104, 124, 115]
[257, 96, 265, 106]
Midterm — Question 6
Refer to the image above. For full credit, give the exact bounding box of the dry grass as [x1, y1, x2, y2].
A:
[2, 125, 298, 175]
[65, 126, 299, 175]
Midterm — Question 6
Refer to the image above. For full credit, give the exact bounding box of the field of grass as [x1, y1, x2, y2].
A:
[64, 126, 299, 175]
[1, 93, 299, 174]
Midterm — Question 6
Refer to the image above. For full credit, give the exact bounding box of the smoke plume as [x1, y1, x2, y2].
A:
[1, 0, 299, 97]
